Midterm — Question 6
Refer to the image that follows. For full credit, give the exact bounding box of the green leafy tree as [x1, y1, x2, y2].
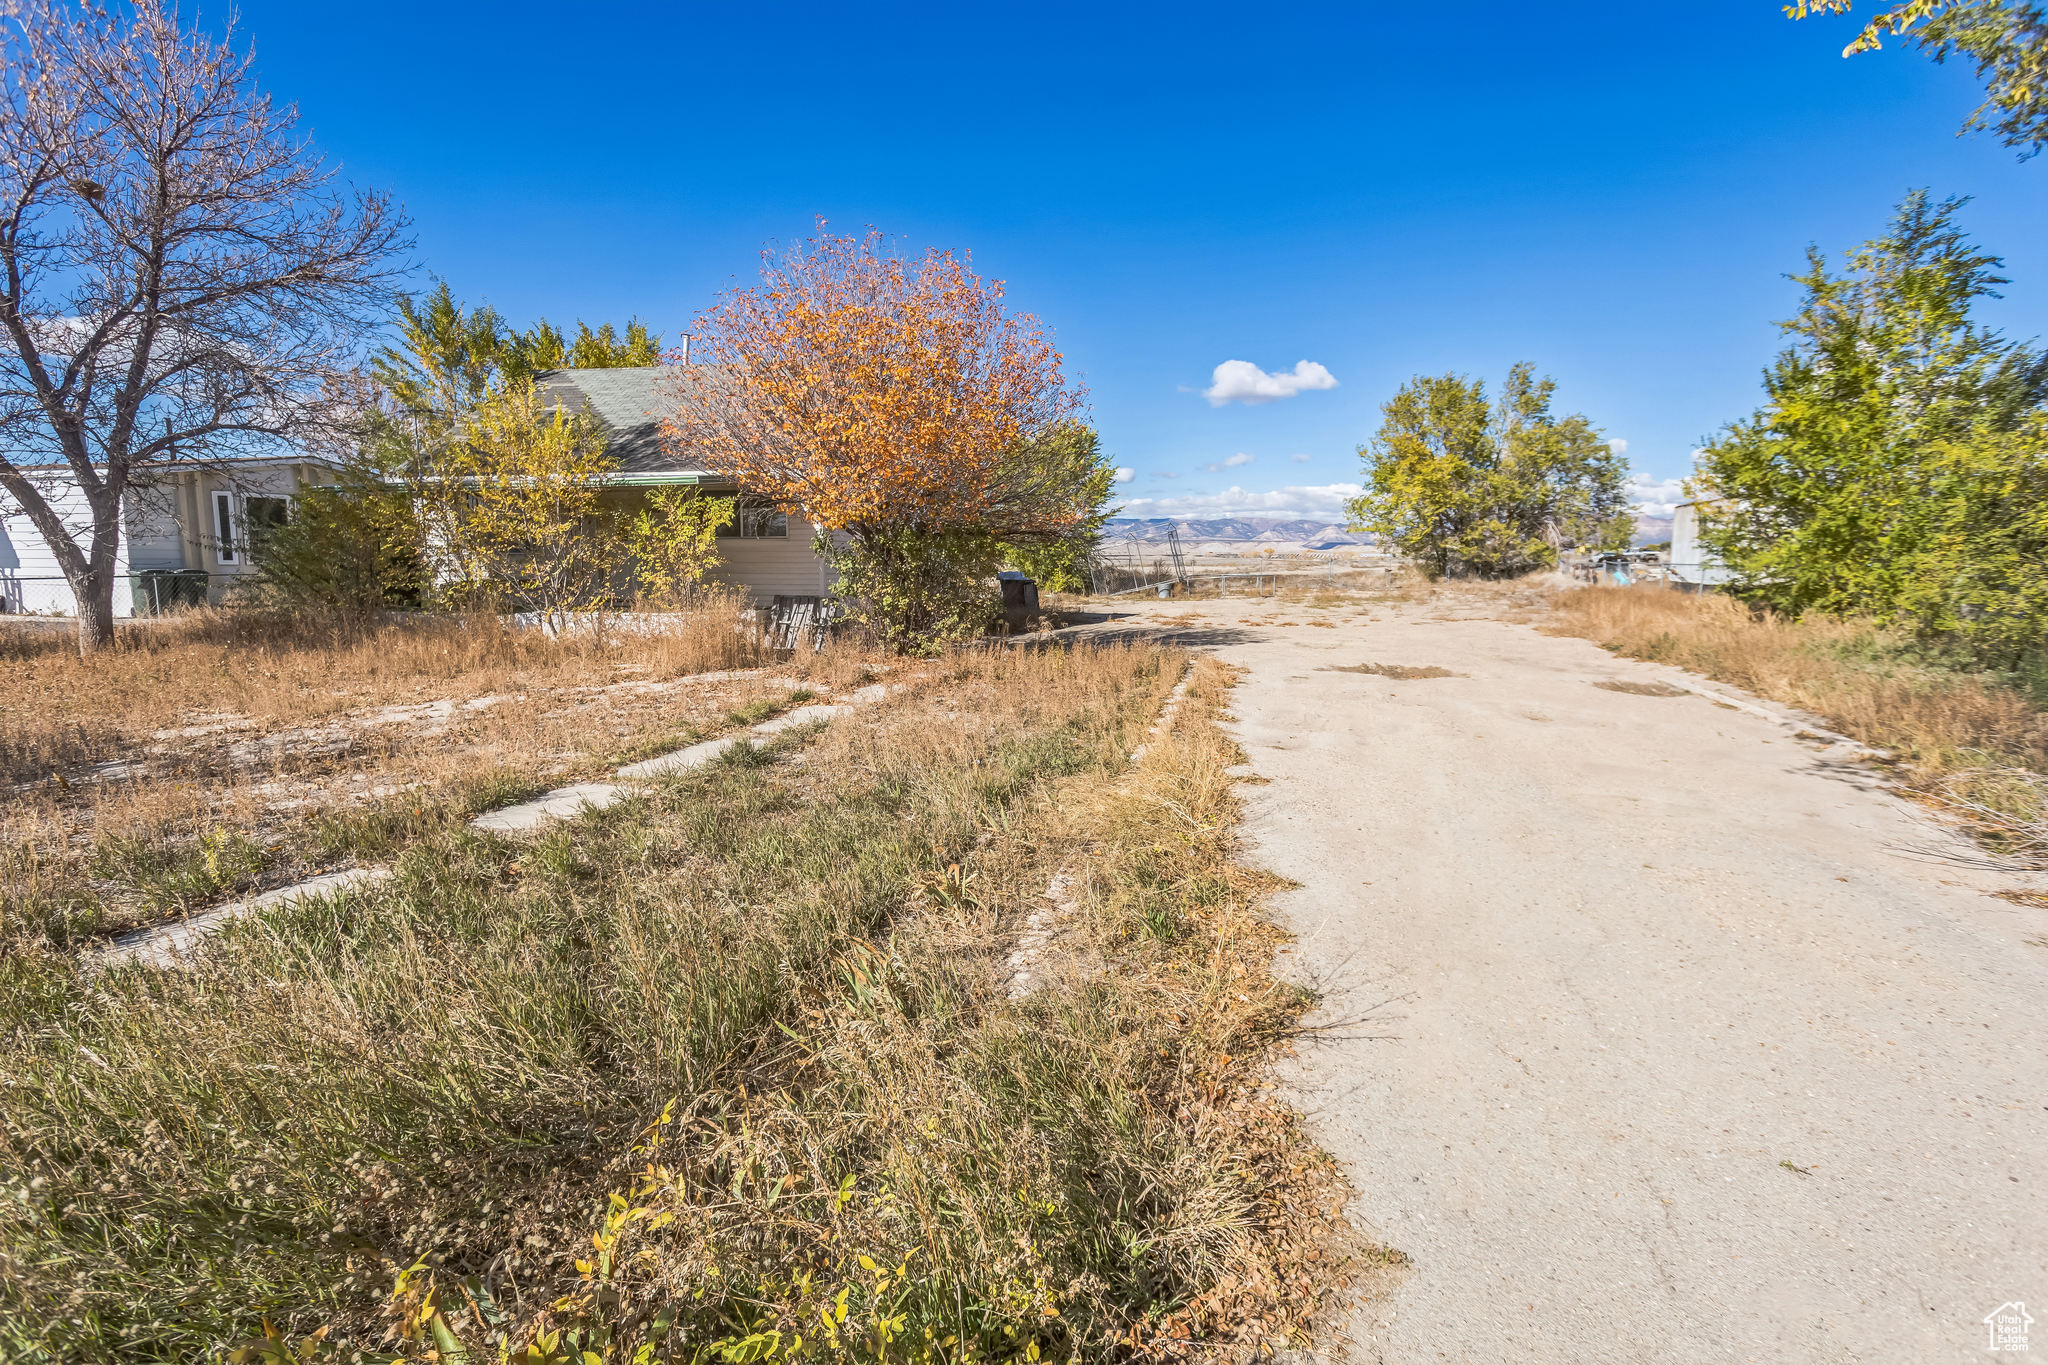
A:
[373, 283, 509, 437]
[1788, 1, 2047, 155]
[1697, 191, 2048, 659]
[820, 424, 1114, 643]
[374, 288, 660, 415]
[572, 319, 663, 368]
[826, 526, 1008, 646]
[997, 422, 1118, 591]
[626, 487, 736, 607]
[503, 320, 568, 385]
[252, 448, 425, 621]
[367, 290, 648, 623]
[1348, 364, 1632, 579]
[1892, 417, 2048, 665]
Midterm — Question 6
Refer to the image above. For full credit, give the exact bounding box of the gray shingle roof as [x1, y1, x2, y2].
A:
[532, 366, 729, 480]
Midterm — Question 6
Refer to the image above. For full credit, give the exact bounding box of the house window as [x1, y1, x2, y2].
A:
[244, 496, 289, 559]
[211, 490, 239, 565]
[211, 492, 288, 565]
[717, 502, 789, 539]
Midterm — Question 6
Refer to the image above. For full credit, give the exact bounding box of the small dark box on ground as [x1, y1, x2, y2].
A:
[998, 572, 1040, 634]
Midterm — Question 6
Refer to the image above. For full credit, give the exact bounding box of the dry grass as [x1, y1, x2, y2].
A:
[1548, 589, 2048, 770]
[1547, 586, 2048, 859]
[0, 643, 1357, 1362]
[0, 594, 780, 782]
[0, 595, 898, 948]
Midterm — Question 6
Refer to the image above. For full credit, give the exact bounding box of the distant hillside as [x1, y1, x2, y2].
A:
[1105, 517, 1373, 547]
[1106, 514, 1672, 551]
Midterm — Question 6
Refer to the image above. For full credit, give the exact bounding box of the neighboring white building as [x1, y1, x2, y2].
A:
[0, 457, 333, 617]
[1670, 497, 1734, 590]
[0, 366, 838, 619]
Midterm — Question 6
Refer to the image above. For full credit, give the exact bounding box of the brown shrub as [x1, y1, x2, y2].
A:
[1547, 588, 2048, 772]
[1548, 587, 2048, 859]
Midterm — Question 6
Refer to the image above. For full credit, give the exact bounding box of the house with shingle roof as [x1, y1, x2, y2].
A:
[0, 365, 833, 619]
[533, 366, 832, 604]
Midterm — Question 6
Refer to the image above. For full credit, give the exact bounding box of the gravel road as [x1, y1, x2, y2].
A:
[1099, 593, 2047, 1364]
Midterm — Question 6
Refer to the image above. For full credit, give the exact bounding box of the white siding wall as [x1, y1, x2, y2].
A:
[0, 463, 320, 617]
[706, 520, 834, 603]
[1670, 501, 1733, 587]
[123, 482, 189, 571]
[0, 472, 132, 616]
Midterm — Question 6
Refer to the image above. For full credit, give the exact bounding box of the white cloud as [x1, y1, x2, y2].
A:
[1203, 359, 1338, 407]
[1290, 453, 1312, 463]
[1609, 438, 1629, 455]
[1627, 472, 1689, 517]
[1114, 466, 1135, 483]
[1114, 483, 1362, 520]
[1203, 452, 1256, 472]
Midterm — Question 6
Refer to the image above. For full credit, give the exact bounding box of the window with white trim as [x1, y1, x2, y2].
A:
[211, 490, 239, 565]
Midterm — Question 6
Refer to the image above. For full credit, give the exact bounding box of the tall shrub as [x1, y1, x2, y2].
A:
[668, 226, 1102, 650]
[1348, 363, 1631, 579]
[998, 422, 1119, 592]
[412, 384, 621, 630]
[253, 451, 425, 620]
[626, 488, 736, 608]
[1696, 192, 2048, 662]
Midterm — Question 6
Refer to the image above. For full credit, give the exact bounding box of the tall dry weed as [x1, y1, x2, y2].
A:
[1548, 586, 2048, 854]
[0, 593, 772, 783]
[1549, 588, 2048, 770]
[0, 644, 1355, 1362]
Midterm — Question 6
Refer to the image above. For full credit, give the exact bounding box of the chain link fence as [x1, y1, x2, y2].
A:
[0, 570, 249, 618]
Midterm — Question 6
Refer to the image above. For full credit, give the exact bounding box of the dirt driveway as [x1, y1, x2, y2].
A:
[1083, 592, 2047, 1363]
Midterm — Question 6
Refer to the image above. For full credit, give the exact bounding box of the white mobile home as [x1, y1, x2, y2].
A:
[0, 459, 331, 616]
[1670, 498, 1733, 590]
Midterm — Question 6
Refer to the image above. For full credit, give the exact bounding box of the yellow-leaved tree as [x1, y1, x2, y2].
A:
[624, 487, 736, 609]
[411, 383, 620, 632]
[1786, 1, 2046, 154]
[664, 225, 1101, 648]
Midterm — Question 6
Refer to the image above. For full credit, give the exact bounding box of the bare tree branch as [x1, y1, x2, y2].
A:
[0, 0, 408, 652]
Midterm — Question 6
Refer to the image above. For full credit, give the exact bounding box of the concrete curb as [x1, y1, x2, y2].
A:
[470, 782, 630, 833]
[100, 867, 393, 969]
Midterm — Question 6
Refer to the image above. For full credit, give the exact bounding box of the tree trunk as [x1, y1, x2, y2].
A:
[71, 565, 117, 655]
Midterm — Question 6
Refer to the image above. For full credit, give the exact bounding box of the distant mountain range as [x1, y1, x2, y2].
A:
[1104, 514, 1673, 549]
[1105, 517, 1373, 546]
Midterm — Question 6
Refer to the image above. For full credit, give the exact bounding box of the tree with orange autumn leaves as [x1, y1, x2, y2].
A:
[664, 227, 1111, 646]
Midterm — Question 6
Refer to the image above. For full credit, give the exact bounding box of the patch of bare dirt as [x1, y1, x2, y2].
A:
[1593, 679, 1689, 697]
[1321, 663, 1464, 679]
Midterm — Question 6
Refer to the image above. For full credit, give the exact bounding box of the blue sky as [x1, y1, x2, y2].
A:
[235, 0, 2047, 524]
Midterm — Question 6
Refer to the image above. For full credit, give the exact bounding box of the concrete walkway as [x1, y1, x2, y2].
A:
[1098, 595, 2047, 1364]
[100, 680, 902, 967]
